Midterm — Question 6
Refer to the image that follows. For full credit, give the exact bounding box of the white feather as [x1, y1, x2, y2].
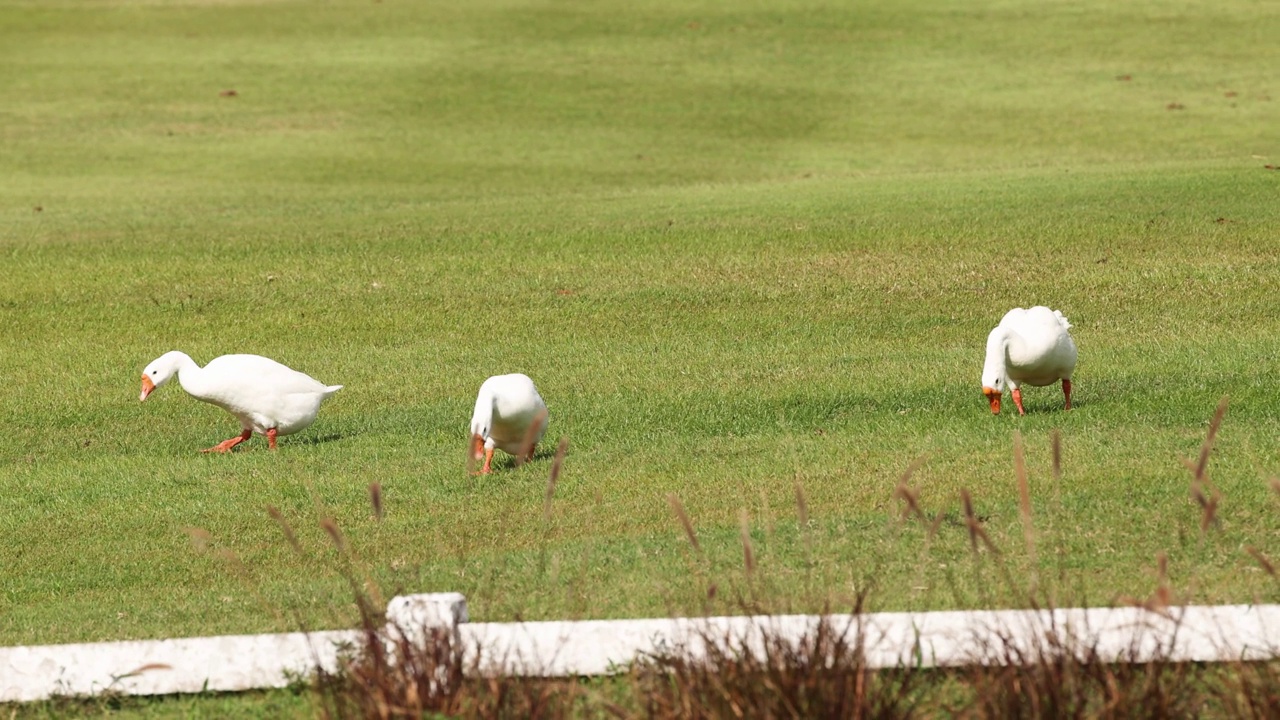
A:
[141, 351, 341, 437]
[981, 306, 1078, 391]
[470, 373, 548, 455]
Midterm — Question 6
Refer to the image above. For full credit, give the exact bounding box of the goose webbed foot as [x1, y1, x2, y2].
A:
[203, 429, 252, 453]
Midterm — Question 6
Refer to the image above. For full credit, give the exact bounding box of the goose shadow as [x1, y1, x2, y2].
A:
[297, 432, 350, 446]
[1021, 395, 1084, 415]
[475, 443, 563, 473]
[527, 443, 564, 462]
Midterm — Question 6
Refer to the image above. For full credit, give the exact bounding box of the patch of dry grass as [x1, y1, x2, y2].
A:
[300, 404, 1280, 718]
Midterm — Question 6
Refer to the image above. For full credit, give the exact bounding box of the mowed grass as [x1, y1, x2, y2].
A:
[2, 0, 1280, 654]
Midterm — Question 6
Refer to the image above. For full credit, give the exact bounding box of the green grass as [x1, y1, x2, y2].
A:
[2, 0, 1280, 671]
[5, 689, 314, 719]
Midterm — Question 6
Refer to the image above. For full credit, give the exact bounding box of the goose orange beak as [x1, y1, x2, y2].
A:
[140, 374, 156, 402]
[982, 386, 1001, 414]
[470, 434, 485, 460]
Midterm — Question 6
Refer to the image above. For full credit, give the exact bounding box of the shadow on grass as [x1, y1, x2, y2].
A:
[481, 443, 559, 473]
[297, 433, 350, 447]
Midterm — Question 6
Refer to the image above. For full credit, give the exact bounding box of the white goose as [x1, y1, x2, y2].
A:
[469, 373, 548, 474]
[139, 351, 342, 452]
[981, 307, 1077, 415]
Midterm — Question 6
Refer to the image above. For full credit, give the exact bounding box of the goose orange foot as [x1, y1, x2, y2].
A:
[203, 429, 252, 453]
[480, 447, 494, 474]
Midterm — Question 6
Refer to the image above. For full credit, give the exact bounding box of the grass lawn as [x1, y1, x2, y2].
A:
[7, 689, 315, 719]
[2, 0, 1280, 678]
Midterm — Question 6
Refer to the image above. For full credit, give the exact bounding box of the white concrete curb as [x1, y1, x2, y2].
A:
[0, 629, 360, 703]
[458, 604, 1280, 677]
[3, 595, 1278, 702]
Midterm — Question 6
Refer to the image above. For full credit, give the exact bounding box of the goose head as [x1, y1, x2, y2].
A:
[469, 411, 491, 461]
[981, 380, 1003, 414]
[139, 351, 186, 401]
[980, 329, 1008, 414]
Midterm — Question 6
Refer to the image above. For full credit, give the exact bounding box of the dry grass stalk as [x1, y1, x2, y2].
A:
[961, 489, 1000, 555]
[207, 545, 288, 627]
[117, 663, 173, 679]
[668, 494, 701, 556]
[1014, 431, 1037, 575]
[318, 515, 386, 610]
[321, 516, 347, 554]
[318, 619, 466, 718]
[1246, 546, 1277, 578]
[214, 547, 248, 573]
[308, 559, 1280, 720]
[299, 399, 1280, 717]
[1182, 398, 1228, 533]
[630, 598, 925, 719]
[739, 509, 756, 577]
[266, 505, 304, 555]
[1219, 661, 1280, 718]
[543, 438, 568, 522]
[1193, 396, 1229, 481]
[893, 456, 945, 543]
[896, 480, 945, 541]
[1050, 429, 1069, 594]
[893, 455, 929, 522]
[795, 480, 814, 595]
[794, 480, 809, 528]
[316, 568, 597, 719]
[1051, 428, 1062, 482]
[894, 482, 927, 524]
[368, 483, 384, 522]
[759, 488, 774, 539]
[182, 526, 212, 553]
[1123, 552, 1175, 616]
[1190, 482, 1220, 533]
[961, 626, 1203, 719]
[1153, 551, 1172, 610]
[926, 510, 945, 540]
[181, 529, 283, 623]
[464, 434, 478, 475]
[515, 407, 550, 468]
